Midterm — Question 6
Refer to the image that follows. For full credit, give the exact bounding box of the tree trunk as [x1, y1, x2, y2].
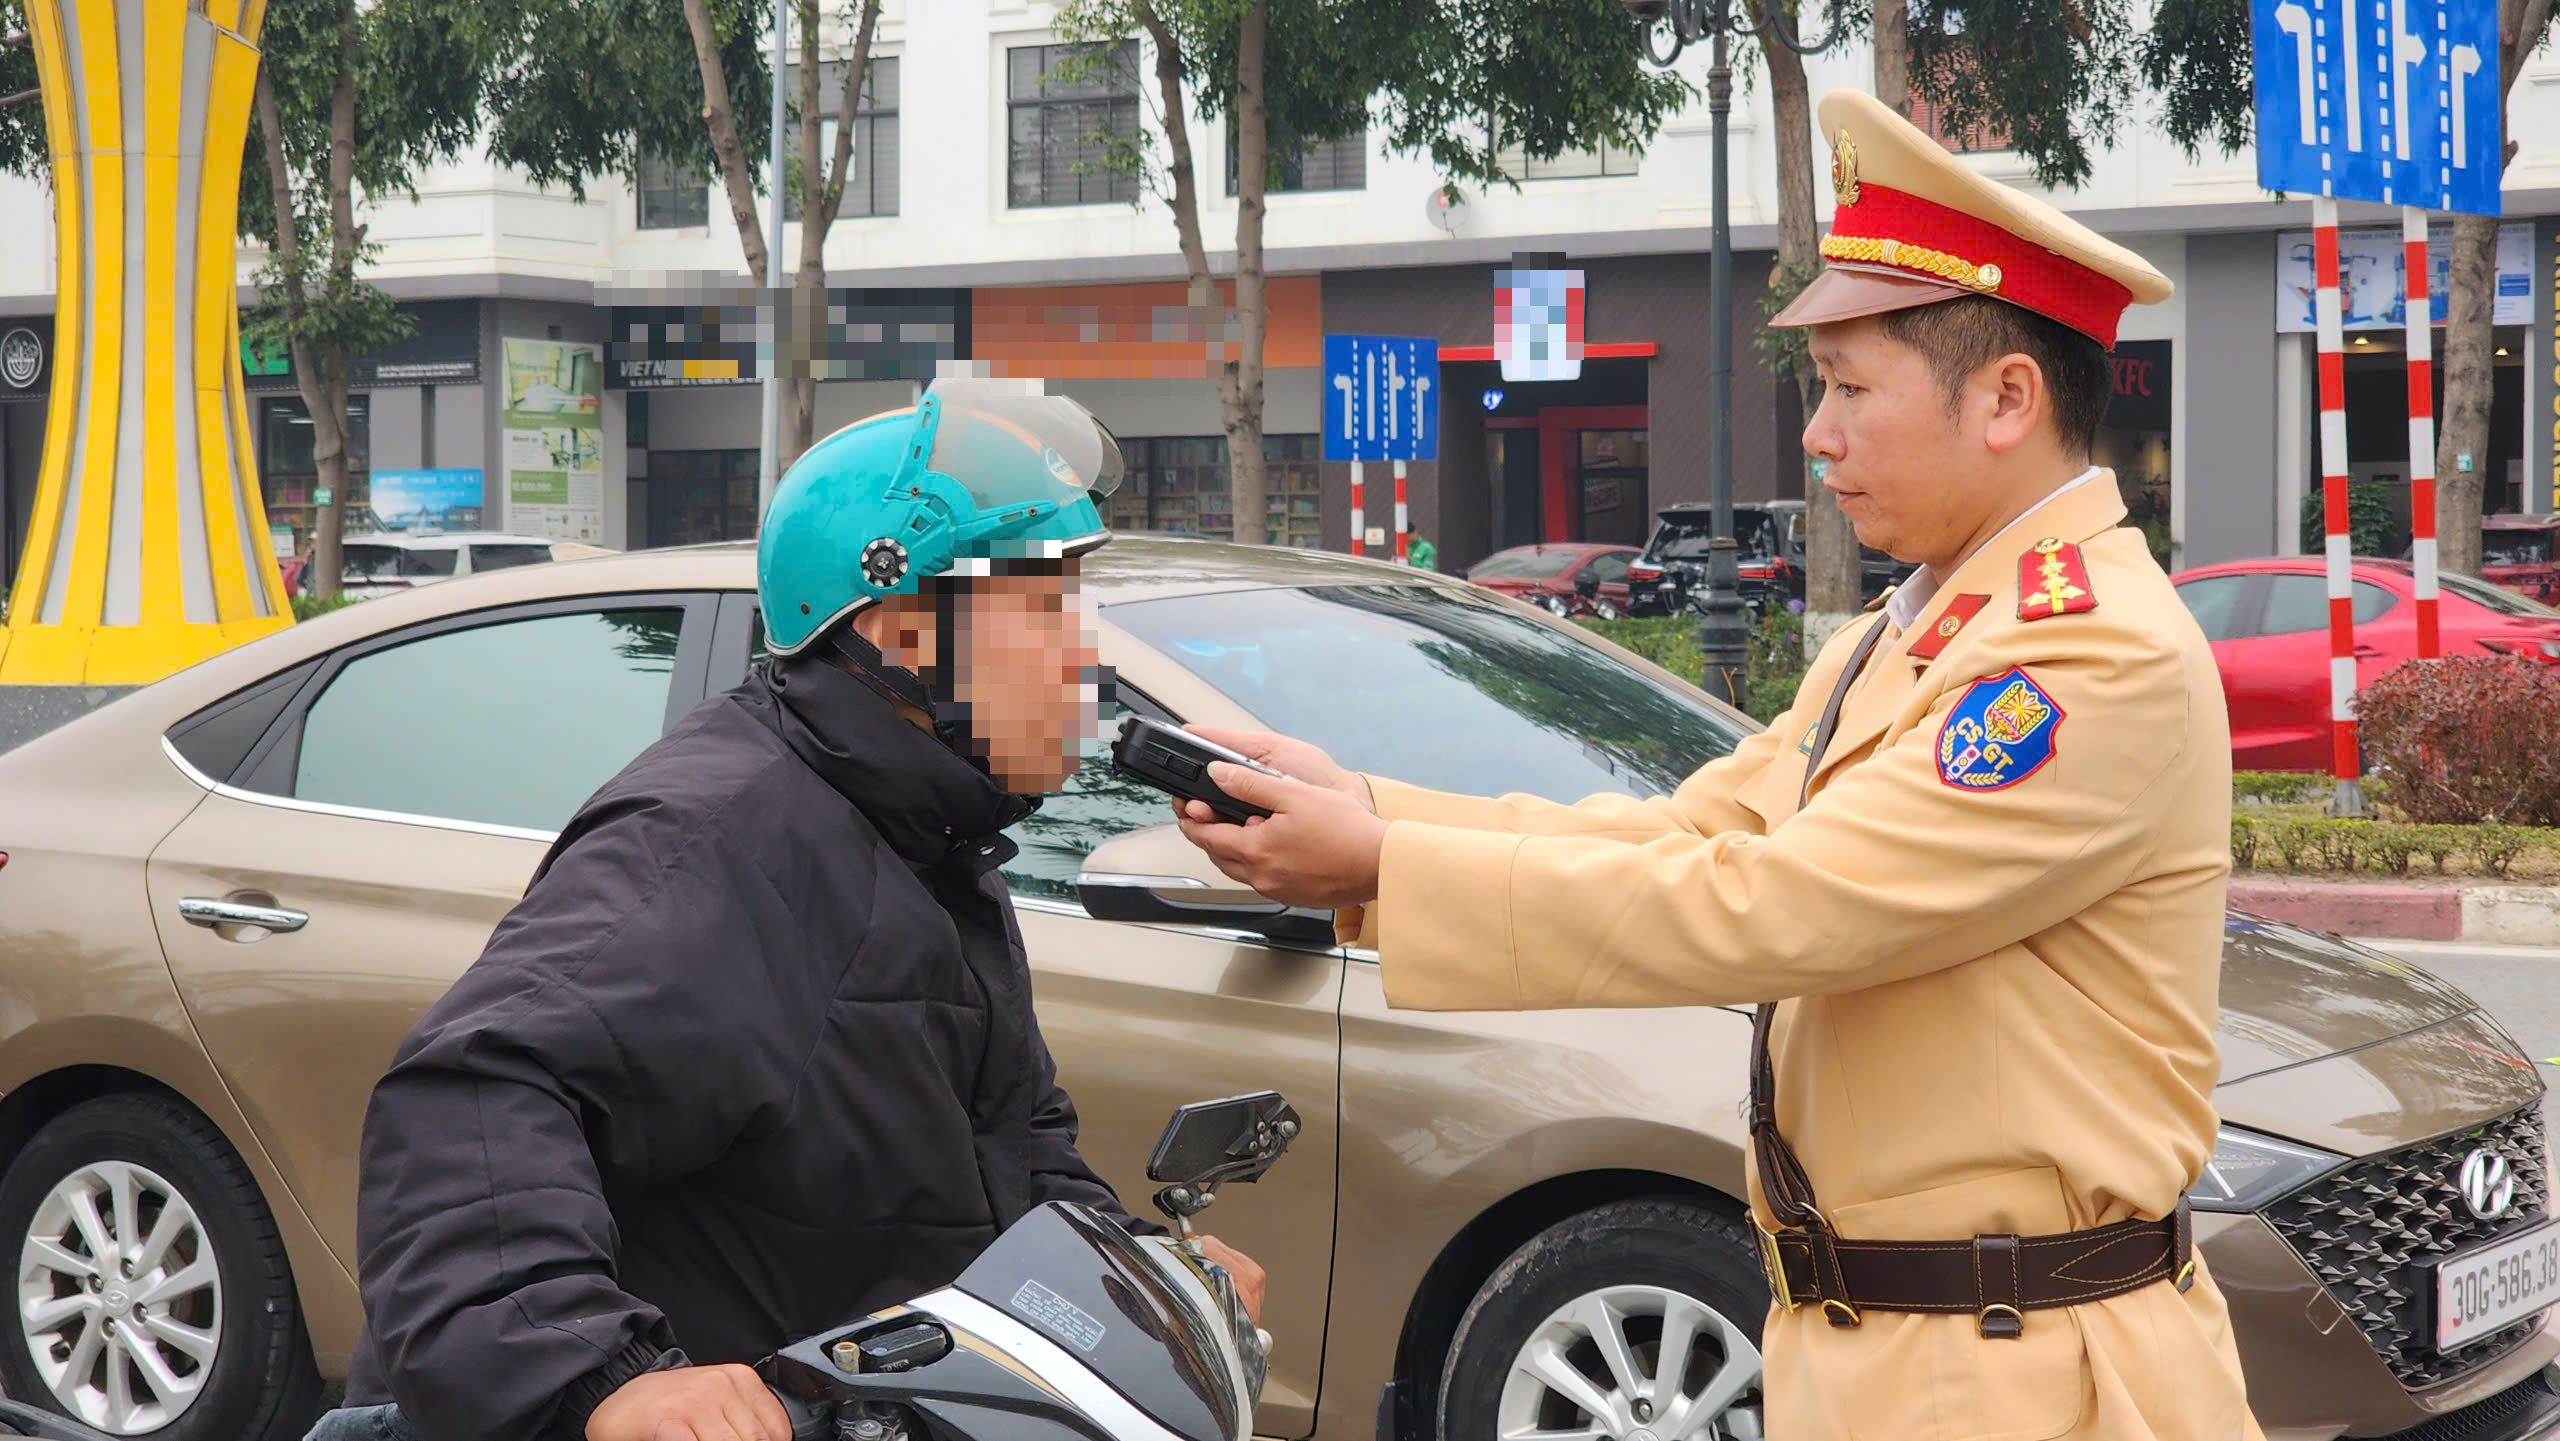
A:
[2437, 212, 2496, 577]
[1873, 0, 1911, 118]
[252, 31, 355, 601]
[1760, 12, 1854, 646]
[680, 0, 769, 282]
[1131, 5, 1244, 527]
[2434, 0, 2552, 577]
[781, 0, 882, 473]
[1224, 2, 1269, 546]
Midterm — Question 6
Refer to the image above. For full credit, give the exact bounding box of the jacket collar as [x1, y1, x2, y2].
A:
[758, 654, 1036, 870]
[1897, 468, 2128, 643]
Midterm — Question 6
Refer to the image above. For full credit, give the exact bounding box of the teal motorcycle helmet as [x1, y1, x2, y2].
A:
[759, 377, 1126, 657]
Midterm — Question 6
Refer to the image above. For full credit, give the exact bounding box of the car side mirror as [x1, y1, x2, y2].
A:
[1076, 824, 1338, 947]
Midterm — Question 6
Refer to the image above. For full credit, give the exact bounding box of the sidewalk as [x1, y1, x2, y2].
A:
[2229, 875, 2560, 947]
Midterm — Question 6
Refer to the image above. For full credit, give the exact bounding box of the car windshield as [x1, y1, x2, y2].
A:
[1650, 511, 1781, 563]
[1469, 549, 1580, 581]
[2443, 569, 2560, 618]
[2482, 530, 2558, 568]
[1005, 583, 1755, 898]
[1113, 584, 1750, 798]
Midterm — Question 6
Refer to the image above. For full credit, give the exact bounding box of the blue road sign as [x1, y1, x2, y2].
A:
[1322, 334, 1440, 463]
[2253, 0, 2501, 216]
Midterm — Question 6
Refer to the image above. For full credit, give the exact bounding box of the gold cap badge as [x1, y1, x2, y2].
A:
[1832, 129, 1860, 208]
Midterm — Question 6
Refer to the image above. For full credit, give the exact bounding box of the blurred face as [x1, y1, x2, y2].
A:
[868, 566, 1104, 793]
[1802, 314, 1997, 569]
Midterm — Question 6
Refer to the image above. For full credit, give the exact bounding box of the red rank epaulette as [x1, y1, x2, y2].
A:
[2017, 538, 2096, 620]
[1908, 593, 1989, 659]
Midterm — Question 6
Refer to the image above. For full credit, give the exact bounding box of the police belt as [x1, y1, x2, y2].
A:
[1756, 612, 2195, 1340]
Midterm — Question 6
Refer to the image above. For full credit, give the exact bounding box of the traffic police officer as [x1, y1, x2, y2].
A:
[1173, 90, 2261, 1440]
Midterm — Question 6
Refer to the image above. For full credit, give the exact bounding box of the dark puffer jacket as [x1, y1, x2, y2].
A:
[342, 654, 1140, 1441]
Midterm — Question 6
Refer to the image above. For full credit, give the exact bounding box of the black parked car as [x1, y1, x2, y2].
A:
[1625, 501, 1915, 617]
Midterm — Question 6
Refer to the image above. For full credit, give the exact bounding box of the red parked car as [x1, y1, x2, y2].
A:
[1465, 542, 1640, 619]
[2171, 556, 2560, 771]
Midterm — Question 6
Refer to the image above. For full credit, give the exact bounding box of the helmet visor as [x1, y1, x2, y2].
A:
[923, 379, 1126, 513]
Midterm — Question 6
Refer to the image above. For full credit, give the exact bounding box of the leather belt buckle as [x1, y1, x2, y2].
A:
[1754, 1216, 1799, 1312]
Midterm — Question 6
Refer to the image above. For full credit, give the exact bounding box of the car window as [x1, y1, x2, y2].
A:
[1587, 553, 1632, 585]
[471, 544, 555, 572]
[293, 608, 684, 831]
[1469, 550, 1578, 581]
[2482, 530, 2557, 568]
[1107, 583, 1754, 803]
[2261, 575, 2396, 634]
[1647, 518, 1712, 561]
[343, 544, 401, 579]
[2174, 576, 2252, 641]
[402, 548, 460, 578]
[2443, 569, 2560, 618]
[1002, 691, 1182, 901]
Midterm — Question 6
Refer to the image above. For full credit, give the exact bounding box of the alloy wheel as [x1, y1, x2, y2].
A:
[1495, 1284, 1762, 1441]
[17, 1160, 222, 1434]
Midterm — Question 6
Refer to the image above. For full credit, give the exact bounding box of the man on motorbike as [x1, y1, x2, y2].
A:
[309, 379, 1263, 1441]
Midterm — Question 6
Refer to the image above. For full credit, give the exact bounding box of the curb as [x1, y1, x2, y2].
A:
[2229, 876, 2560, 945]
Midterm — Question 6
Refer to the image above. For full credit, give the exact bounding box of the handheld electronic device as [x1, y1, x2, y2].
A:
[1110, 716, 1283, 824]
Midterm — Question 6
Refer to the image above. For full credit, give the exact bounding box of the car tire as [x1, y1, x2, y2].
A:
[0, 1095, 322, 1441]
[1437, 1199, 1768, 1441]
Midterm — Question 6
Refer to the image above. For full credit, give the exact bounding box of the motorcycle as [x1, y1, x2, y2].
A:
[759, 1090, 1299, 1441]
[1537, 570, 1623, 622]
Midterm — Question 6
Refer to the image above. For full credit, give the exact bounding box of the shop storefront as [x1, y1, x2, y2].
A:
[2096, 339, 2174, 568]
[1320, 252, 1783, 573]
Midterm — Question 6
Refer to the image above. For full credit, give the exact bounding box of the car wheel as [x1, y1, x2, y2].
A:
[1438, 1200, 1767, 1441]
[0, 1095, 321, 1441]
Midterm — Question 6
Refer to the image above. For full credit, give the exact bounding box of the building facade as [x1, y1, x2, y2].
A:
[5, 0, 2560, 594]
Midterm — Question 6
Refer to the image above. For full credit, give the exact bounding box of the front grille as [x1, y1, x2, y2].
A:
[2264, 1104, 2552, 1390]
[2377, 1368, 2560, 1441]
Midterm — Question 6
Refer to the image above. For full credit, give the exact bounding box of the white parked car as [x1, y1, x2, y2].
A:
[338, 532, 617, 598]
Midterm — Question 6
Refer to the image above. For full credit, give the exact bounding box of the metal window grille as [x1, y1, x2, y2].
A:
[1007, 42, 1141, 208]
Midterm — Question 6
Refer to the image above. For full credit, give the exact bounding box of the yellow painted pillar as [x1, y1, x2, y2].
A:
[0, 0, 289, 685]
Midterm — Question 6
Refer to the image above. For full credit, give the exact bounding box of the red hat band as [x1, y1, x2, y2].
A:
[1822, 183, 2135, 347]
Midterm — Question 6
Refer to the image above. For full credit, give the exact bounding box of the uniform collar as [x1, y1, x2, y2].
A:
[1885, 467, 2118, 631]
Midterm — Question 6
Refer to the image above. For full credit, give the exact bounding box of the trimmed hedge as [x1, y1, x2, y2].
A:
[2230, 814, 2546, 878]
[1578, 611, 1811, 726]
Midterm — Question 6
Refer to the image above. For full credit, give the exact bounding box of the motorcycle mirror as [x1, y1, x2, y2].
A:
[1147, 1091, 1299, 1191]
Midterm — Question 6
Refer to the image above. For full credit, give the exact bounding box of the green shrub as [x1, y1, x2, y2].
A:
[2297, 477, 2398, 557]
[2470, 822, 2530, 878]
[2233, 771, 2328, 806]
[2230, 816, 2260, 869]
[2368, 827, 2420, 875]
[2416, 824, 2462, 874]
[2356, 656, 2560, 825]
[1580, 612, 1809, 726]
[2312, 824, 2368, 873]
[2264, 819, 2318, 870]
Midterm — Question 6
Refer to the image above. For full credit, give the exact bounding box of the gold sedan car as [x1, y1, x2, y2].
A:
[0, 539, 2553, 1441]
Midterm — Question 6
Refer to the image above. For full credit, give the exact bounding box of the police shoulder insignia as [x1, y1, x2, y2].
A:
[2017, 537, 2097, 620]
[1907, 593, 1989, 660]
[1936, 667, 2066, 792]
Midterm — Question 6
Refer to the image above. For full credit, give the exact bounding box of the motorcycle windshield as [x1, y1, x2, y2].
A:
[949, 1203, 1241, 1441]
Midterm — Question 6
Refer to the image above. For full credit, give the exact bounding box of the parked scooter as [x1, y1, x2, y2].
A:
[1536, 569, 1624, 621]
[759, 1091, 1299, 1441]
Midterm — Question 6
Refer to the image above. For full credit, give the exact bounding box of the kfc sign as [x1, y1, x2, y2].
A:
[2103, 340, 2171, 433]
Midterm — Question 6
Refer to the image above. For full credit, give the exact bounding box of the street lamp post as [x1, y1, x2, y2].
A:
[1624, 0, 1839, 710]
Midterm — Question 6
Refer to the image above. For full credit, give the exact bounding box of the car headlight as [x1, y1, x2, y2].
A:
[2189, 1124, 2347, 1213]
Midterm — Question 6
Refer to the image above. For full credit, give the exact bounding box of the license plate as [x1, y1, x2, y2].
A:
[2433, 1221, 2560, 1351]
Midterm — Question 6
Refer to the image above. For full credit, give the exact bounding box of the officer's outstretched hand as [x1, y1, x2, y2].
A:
[1194, 1234, 1267, 1323]
[1175, 762, 1387, 909]
[1182, 726, 1374, 810]
[586, 1362, 791, 1441]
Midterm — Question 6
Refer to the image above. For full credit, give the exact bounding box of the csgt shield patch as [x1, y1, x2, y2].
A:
[1936, 667, 2065, 792]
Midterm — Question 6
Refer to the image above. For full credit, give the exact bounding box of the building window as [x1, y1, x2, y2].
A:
[636, 152, 712, 230]
[1108, 434, 1321, 547]
[1225, 122, 1366, 196]
[258, 394, 370, 557]
[1494, 123, 1640, 181]
[646, 448, 762, 547]
[1008, 41, 1141, 208]
[784, 56, 900, 220]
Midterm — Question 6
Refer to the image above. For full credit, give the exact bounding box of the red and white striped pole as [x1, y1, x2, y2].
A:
[2313, 197, 2368, 816]
[2402, 207, 2441, 658]
[1393, 459, 1410, 562]
[1350, 460, 1365, 557]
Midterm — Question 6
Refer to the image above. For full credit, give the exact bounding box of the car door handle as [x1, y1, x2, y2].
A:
[178, 898, 309, 934]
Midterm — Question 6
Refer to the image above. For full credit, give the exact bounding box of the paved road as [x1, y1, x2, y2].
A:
[2348, 939, 2560, 1139]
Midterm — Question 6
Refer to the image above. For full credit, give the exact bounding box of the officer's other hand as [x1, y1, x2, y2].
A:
[1194, 1234, 1267, 1324]
[585, 1362, 791, 1441]
[1183, 726, 1374, 810]
[1175, 763, 1386, 909]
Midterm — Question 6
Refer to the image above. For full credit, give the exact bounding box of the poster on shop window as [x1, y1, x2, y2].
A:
[2274, 221, 2532, 331]
[502, 339, 605, 542]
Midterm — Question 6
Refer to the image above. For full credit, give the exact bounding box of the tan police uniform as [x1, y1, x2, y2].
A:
[1331, 92, 2262, 1441]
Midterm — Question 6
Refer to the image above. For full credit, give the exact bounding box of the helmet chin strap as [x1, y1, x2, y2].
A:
[827, 591, 996, 779]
